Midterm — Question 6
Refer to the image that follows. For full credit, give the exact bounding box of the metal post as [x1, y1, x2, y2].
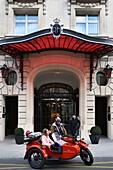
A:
[20, 54, 23, 90]
[90, 54, 94, 91]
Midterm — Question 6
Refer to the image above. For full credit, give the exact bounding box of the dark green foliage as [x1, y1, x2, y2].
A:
[90, 126, 102, 135]
[14, 127, 24, 136]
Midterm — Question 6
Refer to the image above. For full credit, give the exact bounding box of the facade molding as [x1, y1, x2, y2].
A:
[5, 0, 9, 15]
[14, 2, 38, 8]
[6, 0, 46, 15]
[69, 0, 108, 15]
[26, 59, 86, 132]
[43, 1, 46, 15]
[67, 2, 71, 15]
[69, 0, 108, 17]
[76, 3, 100, 8]
[7, 0, 45, 3]
[69, 0, 107, 4]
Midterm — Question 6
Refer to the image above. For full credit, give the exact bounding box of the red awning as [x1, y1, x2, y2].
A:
[0, 28, 113, 58]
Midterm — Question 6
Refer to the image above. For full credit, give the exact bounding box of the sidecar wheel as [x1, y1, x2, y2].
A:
[80, 148, 94, 166]
[28, 148, 45, 169]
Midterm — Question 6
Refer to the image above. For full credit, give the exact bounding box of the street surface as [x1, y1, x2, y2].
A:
[0, 157, 113, 170]
[0, 136, 113, 169]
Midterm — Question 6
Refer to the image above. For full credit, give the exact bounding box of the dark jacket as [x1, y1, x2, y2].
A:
[70, 118, 80, 137]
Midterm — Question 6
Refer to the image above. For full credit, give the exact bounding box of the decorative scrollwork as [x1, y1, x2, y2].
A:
[77, 3, 99, 8]
[14, 2, 38, 7]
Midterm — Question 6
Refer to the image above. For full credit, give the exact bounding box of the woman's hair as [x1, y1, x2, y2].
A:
[42, 128, 48, 135]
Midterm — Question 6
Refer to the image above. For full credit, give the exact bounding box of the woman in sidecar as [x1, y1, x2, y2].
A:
[41, 128, 54, 147]
[41, 128, 63, 154]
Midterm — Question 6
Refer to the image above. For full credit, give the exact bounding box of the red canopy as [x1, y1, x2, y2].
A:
[0, 28, 113, 58]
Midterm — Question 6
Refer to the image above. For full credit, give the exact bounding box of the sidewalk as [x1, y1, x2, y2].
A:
[88, 136, 113, 158]
[0, 135, 113, 158]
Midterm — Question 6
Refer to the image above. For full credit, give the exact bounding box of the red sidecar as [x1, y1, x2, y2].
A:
[23, 132, 94, 169]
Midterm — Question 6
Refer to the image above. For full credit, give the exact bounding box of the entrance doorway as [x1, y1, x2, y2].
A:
[5, 96, 18, 136]
[34, 83, 79, 133]
[95, 97, 107, 136]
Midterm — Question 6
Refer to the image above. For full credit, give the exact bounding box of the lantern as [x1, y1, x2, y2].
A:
[104, 64, 112, 79]
[0, 64, 9, 79]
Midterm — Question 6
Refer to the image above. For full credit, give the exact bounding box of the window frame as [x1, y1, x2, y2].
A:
[75, 13, 100, 35]
[5, 70, 18, 86]
[14, 12, 38, 35]
[96, 71, 108, 86]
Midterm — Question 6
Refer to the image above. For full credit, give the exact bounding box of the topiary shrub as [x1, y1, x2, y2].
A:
[14, 127, 24, 136]
[89, 126, 102, 144]
[90, 126, 102, 135]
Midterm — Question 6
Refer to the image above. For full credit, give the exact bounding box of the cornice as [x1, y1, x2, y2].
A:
[14, 2, 38, 7]
[76, 3, 100, 8]
[5, 0, 46, 15]
[7, 0, 45, 4]
[69, 0, 107, 5]
[68, 0, 108, 15]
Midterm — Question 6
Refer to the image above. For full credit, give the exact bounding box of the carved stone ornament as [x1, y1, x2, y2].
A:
[43, 1, 47, 15]
[77, 3, 100, 8]
[14, 2, 38, 7]
[105, 0, 108, 16]
[5, 0, 9, 15]
[68, 0, 108, 15]
[6, 0, 46, 15]
[67, 2, 71, 15]
[50, 18, 63, 39]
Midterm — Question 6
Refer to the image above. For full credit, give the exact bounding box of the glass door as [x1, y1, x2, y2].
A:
[34, 83, 79, 133]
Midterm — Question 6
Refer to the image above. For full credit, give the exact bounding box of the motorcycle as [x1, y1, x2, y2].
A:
[23, 131, 94, 169]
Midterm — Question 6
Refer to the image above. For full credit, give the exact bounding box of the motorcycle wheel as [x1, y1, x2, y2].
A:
[80, 148, 94, 166]
[28, 148, 45, 169]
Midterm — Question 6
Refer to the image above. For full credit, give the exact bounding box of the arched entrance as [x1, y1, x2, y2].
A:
[26, 63, 86, 135]
[34, 83, 79, 133]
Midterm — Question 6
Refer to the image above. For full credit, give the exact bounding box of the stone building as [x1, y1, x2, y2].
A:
[0, 0, 113, 141]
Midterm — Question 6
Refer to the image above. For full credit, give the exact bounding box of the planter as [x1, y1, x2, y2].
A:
[89, 134, 100, 144]
[15, 135, 24, 145]
[14, 127, 24, 144]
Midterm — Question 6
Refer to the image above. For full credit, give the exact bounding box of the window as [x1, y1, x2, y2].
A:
[5, 70, 17, 85]
[15, 14, 38, 35]
[96, 71, 108, 86]
[76, 15, 99, 35]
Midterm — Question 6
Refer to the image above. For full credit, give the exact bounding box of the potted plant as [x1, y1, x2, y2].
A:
[89, 126, 102, 144]
[14, 127, 24, 144]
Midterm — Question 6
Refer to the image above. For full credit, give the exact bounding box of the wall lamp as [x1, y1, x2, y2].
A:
[104, 64, 113, 79]
[0, 64, 9, 79]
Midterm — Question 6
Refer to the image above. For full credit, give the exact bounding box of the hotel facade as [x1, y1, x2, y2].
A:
[0, 0, 113, 141]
